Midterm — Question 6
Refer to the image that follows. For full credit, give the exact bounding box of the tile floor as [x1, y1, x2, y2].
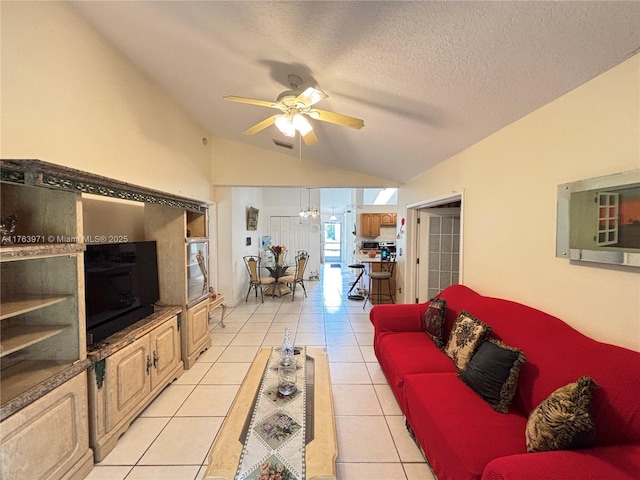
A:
[86, 264, 437, 480]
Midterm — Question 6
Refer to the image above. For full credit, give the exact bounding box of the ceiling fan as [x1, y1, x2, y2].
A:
[223, 74, 364, 146]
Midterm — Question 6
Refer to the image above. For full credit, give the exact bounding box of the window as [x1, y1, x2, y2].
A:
[363, 188, 397, 205]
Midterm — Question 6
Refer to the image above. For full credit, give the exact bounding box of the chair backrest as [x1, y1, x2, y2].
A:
[380, 255, 396, 275]
[294, 253, 309, 280]
[243, 255, 261, 283]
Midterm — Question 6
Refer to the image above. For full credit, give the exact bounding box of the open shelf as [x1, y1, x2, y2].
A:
[0, 294, 73, 320]
[1, 324, 69, 357]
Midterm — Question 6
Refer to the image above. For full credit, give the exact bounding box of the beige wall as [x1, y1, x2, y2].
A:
[210, 136, 397, 188]
[1, 1, 211, 202]
[399, 55, 640, 351]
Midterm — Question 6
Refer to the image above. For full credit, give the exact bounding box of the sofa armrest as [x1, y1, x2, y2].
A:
[369, 303, 426, 333]
[482, 445, 640, 480]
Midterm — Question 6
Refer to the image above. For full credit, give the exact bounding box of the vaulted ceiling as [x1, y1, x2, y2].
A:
[71, 1, 640, 184]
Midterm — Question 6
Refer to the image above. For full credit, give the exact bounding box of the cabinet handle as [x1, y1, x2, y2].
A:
[146, 355, 151, 375]
[153, 351, 158, 368]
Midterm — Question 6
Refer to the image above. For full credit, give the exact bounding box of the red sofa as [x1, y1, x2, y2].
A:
[370, 284, 640, 480]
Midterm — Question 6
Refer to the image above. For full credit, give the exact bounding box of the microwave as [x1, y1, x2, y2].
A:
[362, 241, 379, 250]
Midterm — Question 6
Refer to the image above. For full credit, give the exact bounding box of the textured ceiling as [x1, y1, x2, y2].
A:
[70, 1, 640, 184]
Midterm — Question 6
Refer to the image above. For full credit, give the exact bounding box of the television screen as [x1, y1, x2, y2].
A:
[84, 241, 160, 344]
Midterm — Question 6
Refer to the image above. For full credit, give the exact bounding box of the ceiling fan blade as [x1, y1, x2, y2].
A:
[302, 129, 318, 146]
[242, 115, 277, 135]
[224, 95, 284, 111]
[309, 109, 364, 130]
[295, 87, 328, 108]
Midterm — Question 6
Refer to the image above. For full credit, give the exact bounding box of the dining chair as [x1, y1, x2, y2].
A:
[363, 255, 396, 308]
[278, 251, 309, 301]
[243, 255, 275, 302]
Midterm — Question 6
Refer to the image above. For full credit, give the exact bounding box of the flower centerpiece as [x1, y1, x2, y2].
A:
[267, 244, 286, 265]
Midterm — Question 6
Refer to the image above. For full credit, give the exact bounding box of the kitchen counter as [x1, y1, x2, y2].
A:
[353, 253, 384, 263]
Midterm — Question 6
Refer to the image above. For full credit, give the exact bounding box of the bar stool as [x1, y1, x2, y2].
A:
[347, 263, 365, 300]
[363, 256, 396, 308]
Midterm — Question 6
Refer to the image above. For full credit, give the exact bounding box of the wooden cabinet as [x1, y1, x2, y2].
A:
[88, 308, 182, 461]
[1, 371, 93, 480]
[146, 204, 215, 369]
[360, 213, 381, 237]
[0, 175, 93, 480]
[380, 212, 397, 226]
[183, 299, 211, 369]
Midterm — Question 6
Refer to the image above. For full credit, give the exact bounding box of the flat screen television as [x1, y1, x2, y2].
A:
[84, 241, 160, 345]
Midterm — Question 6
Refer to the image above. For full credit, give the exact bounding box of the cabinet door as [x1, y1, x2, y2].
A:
[361, 214, 381, 237]
[105, 337, 151, 432]
[186, 301, 209, 357]
[380, 213, 397, 226]
[150, 315, 180, 389]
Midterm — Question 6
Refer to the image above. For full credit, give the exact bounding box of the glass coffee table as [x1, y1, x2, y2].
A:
[204, 347, 337, 480]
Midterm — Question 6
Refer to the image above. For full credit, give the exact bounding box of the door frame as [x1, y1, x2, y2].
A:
[405, 191, 464, 304]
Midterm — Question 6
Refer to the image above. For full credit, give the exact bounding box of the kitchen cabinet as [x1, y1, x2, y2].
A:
[380, 212, 397, 227]
[88, 307, 182, 461]
[360, 213, 381, 237]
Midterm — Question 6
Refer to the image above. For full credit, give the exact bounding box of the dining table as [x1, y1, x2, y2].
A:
[263, 263, 292, 297]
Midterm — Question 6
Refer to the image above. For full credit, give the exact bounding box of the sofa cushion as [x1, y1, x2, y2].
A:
[460, 338, 526, 413]
[484, 444, 640, 480]
[404, 372, 528, 480]
[423, 298, 447, 348]
[444, 311, 491, 371]
[525, 376, 597, 453]
[374, 332, 457, 410]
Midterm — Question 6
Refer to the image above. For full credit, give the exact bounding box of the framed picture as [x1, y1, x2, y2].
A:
[247, 207, 259, 231]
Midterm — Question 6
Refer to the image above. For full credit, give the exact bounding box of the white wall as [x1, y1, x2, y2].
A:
[1, 2, 211, 202]
[399, 55, 640, 351]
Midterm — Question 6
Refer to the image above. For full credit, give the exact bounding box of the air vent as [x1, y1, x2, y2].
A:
[273, 139, 294, 150]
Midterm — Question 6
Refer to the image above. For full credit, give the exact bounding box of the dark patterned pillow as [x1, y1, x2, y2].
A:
[526, 376, 597, 453]
[423, 298, 447, 349]
[459, 339, 526, 413]
[444, 311, 491, 371]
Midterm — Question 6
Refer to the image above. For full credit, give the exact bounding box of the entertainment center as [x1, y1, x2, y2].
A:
[0, 159, 221, 477]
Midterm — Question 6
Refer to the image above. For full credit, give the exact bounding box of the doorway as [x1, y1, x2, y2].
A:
[409, 194, 463, 303]
[323, 222, 342, 263]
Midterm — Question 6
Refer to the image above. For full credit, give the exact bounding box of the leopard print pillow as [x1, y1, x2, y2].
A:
[526, 376, 597, 453]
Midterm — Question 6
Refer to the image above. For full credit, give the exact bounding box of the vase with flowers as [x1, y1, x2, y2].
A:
[267, 244, 286, 265]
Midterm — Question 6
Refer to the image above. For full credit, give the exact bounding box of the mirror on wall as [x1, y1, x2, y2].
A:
[557, 170, 640, 267]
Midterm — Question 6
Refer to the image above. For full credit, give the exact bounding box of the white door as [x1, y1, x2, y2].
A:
[270, 216, 309, 263]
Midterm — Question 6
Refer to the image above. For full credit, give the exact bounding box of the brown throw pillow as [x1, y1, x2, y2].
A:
[525, 376, 597, 453]
[423, 298, 447, 349]
[444, 311, 491, 371]
[459, 339, 526, 413]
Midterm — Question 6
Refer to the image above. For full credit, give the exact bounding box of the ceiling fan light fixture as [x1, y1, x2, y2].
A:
[275, 115, 296, 137]
[292, 114, 313, 135]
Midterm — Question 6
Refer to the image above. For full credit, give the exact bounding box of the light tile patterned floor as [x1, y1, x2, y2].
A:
[86, 264, 437, 480]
